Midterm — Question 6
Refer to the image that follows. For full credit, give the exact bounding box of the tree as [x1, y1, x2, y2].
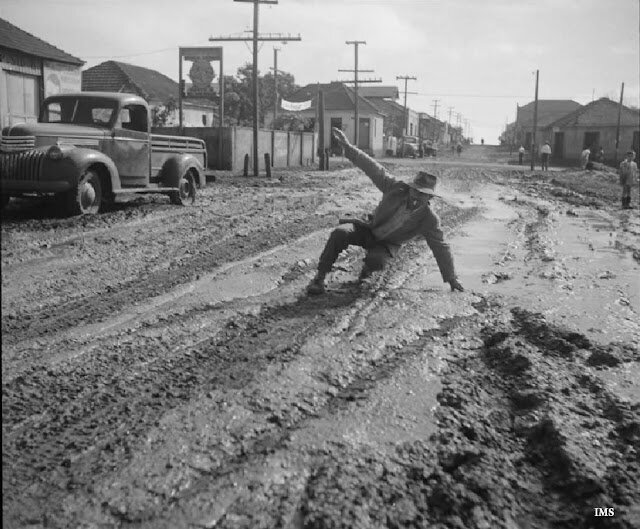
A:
[151, 98, 177, 128]
[220, 63, 299, 128]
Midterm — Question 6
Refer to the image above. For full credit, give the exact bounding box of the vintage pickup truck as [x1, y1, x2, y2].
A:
[0, 92, 208, 215]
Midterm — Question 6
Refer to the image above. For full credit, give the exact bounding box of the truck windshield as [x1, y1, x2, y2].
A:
[40, 98, 118, 127]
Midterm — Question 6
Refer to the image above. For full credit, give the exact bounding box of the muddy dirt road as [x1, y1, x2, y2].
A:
[2, 146, 639, 529]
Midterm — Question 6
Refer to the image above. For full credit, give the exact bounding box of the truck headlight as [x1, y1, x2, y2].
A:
[47, 145, 63, 160]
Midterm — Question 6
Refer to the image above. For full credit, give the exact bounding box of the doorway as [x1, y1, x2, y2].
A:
[583, 131, 600, 150]
[553, 132, 564, 160]
[358, 118, 370, 150]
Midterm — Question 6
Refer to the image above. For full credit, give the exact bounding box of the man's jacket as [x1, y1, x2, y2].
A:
[619, 160, 638, 186]
[342, 143, 457, 282]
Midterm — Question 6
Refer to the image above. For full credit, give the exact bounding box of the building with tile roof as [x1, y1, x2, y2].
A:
[513, 99, 582, 152]
[0, 17, 84, 128]
[82, 60, 216, 128]
[285, 82, 385, 156]
[544, 97, 639, 163]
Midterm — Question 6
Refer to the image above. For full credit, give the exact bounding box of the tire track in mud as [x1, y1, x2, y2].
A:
[2, 289, 358, 526]
[2, 204, 479, 527]
[287, 301, 639, 529]
[1, 212, 337, 347]
[427, 303, 639, 529]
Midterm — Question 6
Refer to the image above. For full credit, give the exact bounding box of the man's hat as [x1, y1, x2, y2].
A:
[409, 171, 440, 196]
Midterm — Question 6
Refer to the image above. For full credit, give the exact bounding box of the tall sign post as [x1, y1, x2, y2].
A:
[179, 46, 224, 167]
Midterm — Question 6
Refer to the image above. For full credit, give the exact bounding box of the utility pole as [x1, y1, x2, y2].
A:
[432, 99, 440, 120]
[337, 41, 381, 146]
[447, 106, 454, 124]
[210, 0, 301, 177]
[272, 47, 279, 126]
[396, 75, 417, 136]
[530, 69, 539, 171]
[615, 82, 625, 165]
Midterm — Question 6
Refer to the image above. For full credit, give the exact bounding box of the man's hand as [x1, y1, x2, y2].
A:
[449, 278, 464, 292]
[332, 127, 349, 147]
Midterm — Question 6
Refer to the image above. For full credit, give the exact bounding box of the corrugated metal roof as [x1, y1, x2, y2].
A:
[0, 17, 83, 65]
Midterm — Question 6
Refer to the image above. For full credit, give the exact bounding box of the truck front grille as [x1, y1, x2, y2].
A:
[0, 135, 36, 153]
[0, 151, 45, 182]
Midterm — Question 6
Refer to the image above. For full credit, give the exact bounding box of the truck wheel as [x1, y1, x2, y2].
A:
[169, 171, 196, 205]
[66, 169, 102, 215]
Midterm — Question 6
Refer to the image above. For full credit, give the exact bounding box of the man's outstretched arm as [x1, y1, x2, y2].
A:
[420, 208, 464, 292]
[332, 128, 396, 193]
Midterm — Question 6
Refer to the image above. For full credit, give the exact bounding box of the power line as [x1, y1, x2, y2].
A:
[210, 0, 301, 177]
[83, 47, 175, 59]
[413, 93, 530, 99]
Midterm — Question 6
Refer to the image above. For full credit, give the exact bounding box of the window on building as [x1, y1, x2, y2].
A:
[6, 72, 39, 125]
[202, 114, 207, 126]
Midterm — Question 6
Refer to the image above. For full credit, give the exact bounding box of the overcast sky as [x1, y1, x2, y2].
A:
[2, 0, 638, 143]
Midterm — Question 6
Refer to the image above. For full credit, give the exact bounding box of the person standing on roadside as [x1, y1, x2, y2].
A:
[456, 143, 462, 157]
[580, 147, 591, 170]
[619, 150, 638, 209]
[540, 141, 551, 171]
[306, 127, 464, 296]
[518, 145, 525, 165]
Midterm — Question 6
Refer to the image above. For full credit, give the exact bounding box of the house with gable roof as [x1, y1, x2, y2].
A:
[0, 17, 84, 128]
[545, 97, 640, 163]
[285, 82, 385, 156]
[514, 99, 582, 151]
[82, 60, 215, 128]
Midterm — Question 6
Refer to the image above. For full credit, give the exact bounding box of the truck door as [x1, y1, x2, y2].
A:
[107, 104, 151, 187]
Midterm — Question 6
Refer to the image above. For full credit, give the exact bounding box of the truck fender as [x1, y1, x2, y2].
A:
[64, 147, 121, 191]
[158, 154, 205, 189]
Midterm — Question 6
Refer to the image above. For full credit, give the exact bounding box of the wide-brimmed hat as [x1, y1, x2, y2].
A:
[409, 171, 440, 196]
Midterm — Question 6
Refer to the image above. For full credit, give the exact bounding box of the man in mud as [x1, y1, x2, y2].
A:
[306, 127, 464, 295]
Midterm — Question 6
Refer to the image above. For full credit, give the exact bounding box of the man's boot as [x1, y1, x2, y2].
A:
[306, 271, 326, 295]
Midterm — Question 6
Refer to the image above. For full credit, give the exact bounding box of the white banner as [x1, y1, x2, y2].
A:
[281, 98, 312, 111]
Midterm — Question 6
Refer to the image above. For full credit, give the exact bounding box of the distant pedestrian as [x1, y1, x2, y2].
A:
[618, 150, 638, 209]
[518, 145, 525, 165]
[540, 141, 551, 171]
[451, 144, 455, 155]
[597, 147, 605, 163]
[456, 143, 462, 157]
[580, 147, 591, 170]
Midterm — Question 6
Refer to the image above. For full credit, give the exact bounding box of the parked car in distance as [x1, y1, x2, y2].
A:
[398, 136, 419, 158]
[421, 139, 438, 157]
[0, 92, 208, 215]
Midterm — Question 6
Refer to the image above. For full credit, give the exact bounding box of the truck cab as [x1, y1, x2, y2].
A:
[1, 92, 208, 215]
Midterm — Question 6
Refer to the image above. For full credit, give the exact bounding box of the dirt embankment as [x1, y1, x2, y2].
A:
[2, 154, 639, 528]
